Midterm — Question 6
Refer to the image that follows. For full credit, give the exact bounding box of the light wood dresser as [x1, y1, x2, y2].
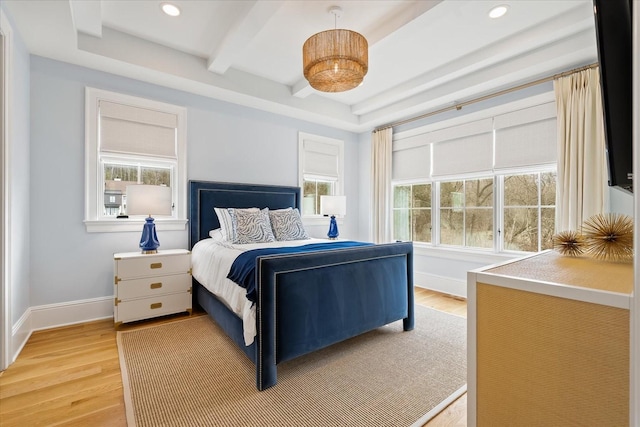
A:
[113, 249, 192, 328]
[467, 250, 632, 426]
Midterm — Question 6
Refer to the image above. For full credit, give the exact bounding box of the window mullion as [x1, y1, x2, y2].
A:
[496, 175, 503, 253]
[434, 182, 440, 246]
[538, 172, 542, 252]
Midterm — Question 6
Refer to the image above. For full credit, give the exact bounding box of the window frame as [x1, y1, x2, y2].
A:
[84, 87, 187, 232]
[392, 182, 433, 243]
[437, 176, 495, 250]
[498, 167, 557, 253]
[392, 165, 556, 254]
[298, 132, 344, 225]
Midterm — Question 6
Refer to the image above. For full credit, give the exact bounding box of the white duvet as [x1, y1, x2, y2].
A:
[191, 237, 330, 346]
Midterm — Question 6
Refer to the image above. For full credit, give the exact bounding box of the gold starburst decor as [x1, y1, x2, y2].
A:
[552, 230, 586, 257]
[582, 213, 634, 261]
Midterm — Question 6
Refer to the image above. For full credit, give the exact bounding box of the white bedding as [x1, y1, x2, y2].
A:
[191, 237, 329, 346]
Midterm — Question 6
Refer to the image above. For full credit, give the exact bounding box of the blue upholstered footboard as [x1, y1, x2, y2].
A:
[194, 241, 414, 391]
[256, 241, 414, 390]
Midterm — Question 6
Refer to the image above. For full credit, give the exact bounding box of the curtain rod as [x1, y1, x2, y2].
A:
[374, 62, 599, 132]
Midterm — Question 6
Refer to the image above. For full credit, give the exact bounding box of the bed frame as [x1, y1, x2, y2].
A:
[188, 180, 414, 390]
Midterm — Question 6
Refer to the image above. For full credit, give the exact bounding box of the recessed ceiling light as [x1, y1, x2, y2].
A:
[161, 2, 181, 17]
[488, 5, 509, 19]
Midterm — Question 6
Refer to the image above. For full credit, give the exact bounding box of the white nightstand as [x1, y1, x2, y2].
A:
[113, 249, 192, 328]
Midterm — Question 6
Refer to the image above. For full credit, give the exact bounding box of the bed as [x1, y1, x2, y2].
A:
[188, 180, 414, 390]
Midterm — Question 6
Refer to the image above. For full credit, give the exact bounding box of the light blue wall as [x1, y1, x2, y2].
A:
[2, 5, 31, 326]
[29, 56, 360, 308]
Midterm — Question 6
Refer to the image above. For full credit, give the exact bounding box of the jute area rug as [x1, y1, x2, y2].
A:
[117, 305, 466, 427]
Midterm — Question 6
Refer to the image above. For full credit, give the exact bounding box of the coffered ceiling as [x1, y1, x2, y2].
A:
[3, 0, 597, 132]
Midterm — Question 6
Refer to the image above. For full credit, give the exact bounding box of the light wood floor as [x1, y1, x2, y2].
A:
[0, 288, 467, 426]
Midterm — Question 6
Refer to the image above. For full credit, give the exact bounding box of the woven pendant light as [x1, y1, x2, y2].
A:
[303, 6, 368, 93]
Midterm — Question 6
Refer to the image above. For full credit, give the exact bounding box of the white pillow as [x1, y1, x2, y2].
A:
[269, 208, 310, 241]
[213, 207, 235, 241]
[228, 208, 275, 244]
[208, 228, 226, 241]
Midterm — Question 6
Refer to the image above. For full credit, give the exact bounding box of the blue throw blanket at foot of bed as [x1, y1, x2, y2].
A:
[227, 241, 373, 303]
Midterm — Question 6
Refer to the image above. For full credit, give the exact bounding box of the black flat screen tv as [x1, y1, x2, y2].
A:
[593, 0, 633, 192]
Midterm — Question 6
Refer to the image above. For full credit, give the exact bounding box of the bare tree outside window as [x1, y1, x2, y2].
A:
[465, 178, 494, 248]
[440, 181, 464, 246]
[440, 179, 493, 248]
[504, 172, 556, 252]
[394, 171, 553, 253]
[393, 184, 432, 242]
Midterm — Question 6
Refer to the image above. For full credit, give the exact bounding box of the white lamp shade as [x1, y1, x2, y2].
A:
[126, 185, 172, 216]
[320, 195, 346, 216]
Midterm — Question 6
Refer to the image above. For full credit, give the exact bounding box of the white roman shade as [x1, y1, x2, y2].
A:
[494, 102, 557, 170]
[302, 139, 340, 180]
[392, 134, 431, 181]
[99, 100, 178, 158]
[431, 118, 493, 177]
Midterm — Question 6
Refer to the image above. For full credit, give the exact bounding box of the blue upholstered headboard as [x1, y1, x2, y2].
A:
[188, 180, 302, 248]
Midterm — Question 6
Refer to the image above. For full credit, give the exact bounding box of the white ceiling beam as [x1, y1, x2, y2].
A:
[357, 32, 597, 128]
[352, 6, 595, 116]
[69, 0, 102, 38]
[77, 28, 362, 131]
[207, 1, 284, 75]
[292, 0, 441, 99]
[291, 79, 315, 98]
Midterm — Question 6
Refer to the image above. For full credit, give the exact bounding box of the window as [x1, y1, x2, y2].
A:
[84, 88, 187, 232]
[391, 99, 557, 253]
[440, 178, 494, 248]
[393, 184, 432, 242]
[298, 133, 344, 217]
[503, 171, 556, 252]
[393, 172, 555, 253]
[302, 180, 333, 215]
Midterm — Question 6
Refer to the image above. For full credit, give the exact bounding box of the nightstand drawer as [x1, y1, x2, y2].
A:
[117, 273, 191, 300]
[115, 253, 190, 279]
[115, 292, 192, 324]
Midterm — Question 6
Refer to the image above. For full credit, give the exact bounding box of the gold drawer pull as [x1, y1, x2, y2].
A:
[150, 282, 162, 289]
[150, 302, 162, 310]
[150, 262, 162, 269]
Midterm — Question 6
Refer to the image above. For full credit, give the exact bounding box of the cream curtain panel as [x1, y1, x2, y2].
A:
[371, 127, 393, 243]
[554, 67, 607, 231]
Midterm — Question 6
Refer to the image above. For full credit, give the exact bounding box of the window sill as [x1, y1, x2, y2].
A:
[412, 243, 524, 264]
[84, 218, 188, 233]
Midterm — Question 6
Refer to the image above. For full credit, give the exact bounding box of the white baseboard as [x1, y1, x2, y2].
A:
[415, 271, 467, 298]
[29, 296, 114, 332]
[9, 296, 114, 363]
[10, 308, 32, 365]
[7, 296, 112, 365]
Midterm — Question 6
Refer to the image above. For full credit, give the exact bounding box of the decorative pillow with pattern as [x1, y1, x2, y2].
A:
[229, 208, 276, 244]
[269, 208, 310, 241]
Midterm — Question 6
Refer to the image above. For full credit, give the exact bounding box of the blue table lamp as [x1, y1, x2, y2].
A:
[320, 195, 346, 240]
[126, 184, 172, 254]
